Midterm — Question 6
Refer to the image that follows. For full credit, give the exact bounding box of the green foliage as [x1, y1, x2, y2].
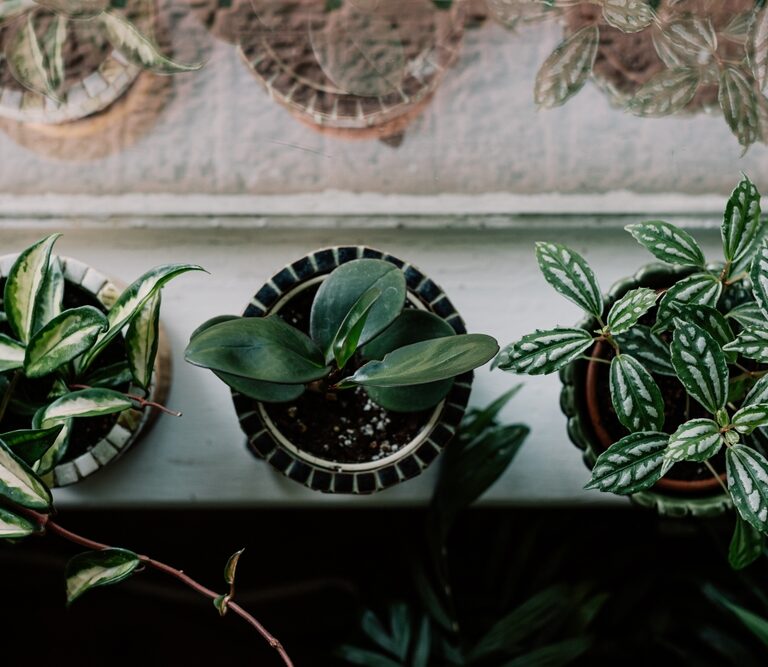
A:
[625, 220, 706, 267]
[186, 258, 498, 413]
[585, 432, 668, 495]
[65, 548, 140, 604]
[609, 354, 664, 432]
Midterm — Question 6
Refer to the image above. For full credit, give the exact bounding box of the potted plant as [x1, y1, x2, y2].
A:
[185, 246, 498, 493]
[0, 234, 203, 486]
[498, 176, 768, 569]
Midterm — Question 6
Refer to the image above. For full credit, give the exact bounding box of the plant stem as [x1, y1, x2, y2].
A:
[27, 511, 294, 667]
[0, 370, 21, 425]
[68, 384, 182, 417]
[578, 355, 610, 365]
[704, 460, 729, 495]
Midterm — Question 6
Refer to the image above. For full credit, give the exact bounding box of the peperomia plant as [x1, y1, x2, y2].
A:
[497, 176, 768, 569]
[185, 258, 499, 413]
[0, 234, 203, 475]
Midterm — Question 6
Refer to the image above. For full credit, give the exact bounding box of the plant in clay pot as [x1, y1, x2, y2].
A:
[497, 176, 768, 570]
[0, 234, 203, 485]
[185, 249, 499, 493]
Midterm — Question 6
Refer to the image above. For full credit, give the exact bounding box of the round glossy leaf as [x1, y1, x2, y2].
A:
[362, 310, 455, 361]
[213, 370, 304, 403]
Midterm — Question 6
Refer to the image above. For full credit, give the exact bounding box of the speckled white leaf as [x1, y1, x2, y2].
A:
[727, 444, 768, 533]
[614, 325, 675, 376]
[535, 242, 603, 318]
[748, 8, 768, 91]
[0, 506, 36, 538]
[652, 17, 717, 68]
[664, 418, 722, 464]
[726, 301, 766, 330]
[724, 176, 763, 271]
[0, 334, 25, 373]
[601, 0, 653, 33]
[719, 66, 759, 150]
[654, 272, 722, 332]
[496, 328, 594, 375]
[585, 431, 668, 495]
[534, 25, 598, 108]
[723, 327, 768, 363]
[671, 319, 729, 414]
[35, 388, 132, 428]
[0, 439, 51, 511]
[65, 548, 140, 604]
[125, 291, 160, 391]
[628, 67, 700, 117]
[733, 403, 768, 434]
[609, 354, 664, 432]
[606, 287, 658, 335]
[625, 220, 706, 267]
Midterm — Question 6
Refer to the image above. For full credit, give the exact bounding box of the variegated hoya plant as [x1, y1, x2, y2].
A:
[498, 175, 768, 569]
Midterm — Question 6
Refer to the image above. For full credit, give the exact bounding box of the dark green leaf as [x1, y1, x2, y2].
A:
[709, 589, 768, 646]
[331, 287, 381, 369]
[614, 325, 674, 376]
[724, 176, 762, 269]
[653, 272, 722, 333]
[365, 381, 453, 413]
[585, 431, 668, 495]
[362, 310, 455, 361]
[676, 303, 735, 347]
[744, 374, 768, 407]
[726, 301, 766, 329]
[336, 645, 401, 667]
[498, 637, 592, 667]
[729, 515, 765, 570]
[213, 370, 304, 403]
[459, 386, 522, 442]
[606, 287, 658, 335]
[733, 403, 768, 434]
[0, 506, 37, 539]
[65, 548, 141, 604]
[727, 444, 768, 533]
[751, 239, 768, 319]
[664, 419, 723, 464]
[723, 327, 768, 363]
[496, 328, 594, 375]
[1, 426, 64, 466]
[412, 616, 430, 667]
[84, 361, 133, 389]
[0, 438, 52, 510]
[609, 354, 665, 432]
[535, 242, 603, 318]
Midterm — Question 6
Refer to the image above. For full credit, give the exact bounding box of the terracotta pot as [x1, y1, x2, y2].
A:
[231, 246, 473, 494]
[0, 254, 171, 487]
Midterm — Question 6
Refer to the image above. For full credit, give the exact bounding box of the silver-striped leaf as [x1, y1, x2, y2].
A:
[719, 66, 759, 150]
[601, 0, 653, 33]
[606, 287, 658, 335]
[625, 220, 706, 267]
[729, 515, 765, 570]
[748, 8, 768, 91]
[32, 255, 63, 334]
[614, 325, 674, 376]
[723, 327, 768, 363]
[732, 403, 768, 434]
[496, 328, 594, 376]
[727, 444, 768, 533]
[726, 301, 766, 330]
[651, 16, 717, 68]
[627, 67, 700, 117]
[3, 234, 60, 344]
[0, 438, 52, 511]
[0, 334, 25, 373]
[664, 418, 723, 464]
[125, 291, 161, 392]
[35, 388, 133, 429]
[751, 240, 768, 320]
[4, 12, 59, 101]
[724, 176, 763, 272]
[1, 425, 64, 467]
[671, 319, 729, 414]
[609, 354, 664, 432]
[0, 506, 37, 539]
[653, 272, 722, 333]
[676, 304, 735, 347]
[534, 25, 598, 108]
[24, 306, 108, 379]
[65, 548, 140, 604]
[534, 242, 603, 318]
[744, 374, 768, 407]
[584, 431, 668, 495]
[79, 263, 204, 372]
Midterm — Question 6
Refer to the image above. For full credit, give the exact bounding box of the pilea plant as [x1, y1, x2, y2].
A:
[498, 175, 768, 569]
[185, 258, 498, 414]
[0, 233, 202, 475]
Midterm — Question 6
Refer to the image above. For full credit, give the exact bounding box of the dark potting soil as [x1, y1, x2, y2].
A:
[259, 281, 434, 464]
[0, 279, 130, 462]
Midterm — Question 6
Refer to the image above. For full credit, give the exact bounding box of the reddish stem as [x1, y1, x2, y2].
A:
[27, 511, 294, 667]
[68, 384, 182, 417]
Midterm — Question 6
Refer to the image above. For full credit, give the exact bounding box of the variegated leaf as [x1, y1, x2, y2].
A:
[601, 0, 653, 33]
[723, 327, 768, 363]
[664, 418, 723, 464]
[24, 306, 108, 378]
[614, 325, 674, 376]
[733, 403, 768, 434]
[331, 287, 380, 368]
[744, 374, 768, 407]
[100, 11, 200, 74]
[652, 17, 717, 68]
[729, 516, 765, 570]
[609, 354, 664, 432]
[748, 8, 768, 91]
[3, 234, 59, 344]
[719, 66, 759, 150]
[0, 438, 52, 511]
[534, 242, 603, 318]
[606, 287, 658, 335]
[35, 388, 132, 428]
[653, 272, 722, 332]
[1, 425, 64, 467]
[36, 419, 70, 475]
[675, 304, 735, 349]
[33, 256, 64, 335]
[627, 68, 700, 117]
[79, 263, 204, 373]
[751, 240, 768, 319]
[724, 176, 763, 272]
[43, 14, 66, 92]
[671, 319, 728, 414]
[224, 548, 244, 585]
[584, 431, 668, 495]
[4, 12, 59, 101]
[496, 328, 594, 376]
[125, 291, 160, 391]
[726, 301, 766, 330]
[727, 444, 768, 533]
[625, 220, 706, 267]
[534, 25, 598, 108]
[0, 334, 25, 373]
[65, 548, 140, 604]
[0, 506, 36, 538]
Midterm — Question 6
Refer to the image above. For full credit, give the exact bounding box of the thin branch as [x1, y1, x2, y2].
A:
[68, 384, 182, 417]
[26, 511, 293, 667]
[704, 460, 729, 495]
